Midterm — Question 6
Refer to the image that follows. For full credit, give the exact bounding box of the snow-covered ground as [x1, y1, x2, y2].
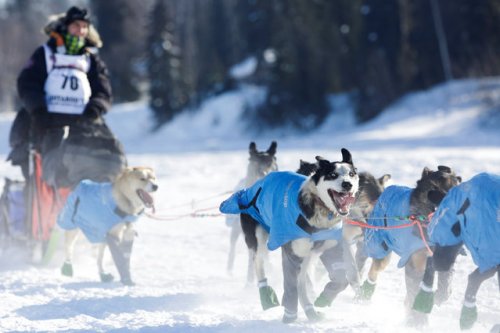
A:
[0, 78, 499, 332]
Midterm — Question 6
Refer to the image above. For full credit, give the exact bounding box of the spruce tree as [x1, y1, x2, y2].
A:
[146, 0, 188, 127]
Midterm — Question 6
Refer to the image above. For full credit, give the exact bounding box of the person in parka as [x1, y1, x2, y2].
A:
[17, 6, 111, 139]
[14, 6, 125, 189]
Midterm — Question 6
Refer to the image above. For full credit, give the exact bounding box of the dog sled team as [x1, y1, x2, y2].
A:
[0, 5, 498, 332]
[220, 141, 499, 330]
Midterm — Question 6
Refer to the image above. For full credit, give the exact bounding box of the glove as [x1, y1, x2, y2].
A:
[358, 279, 376, 300]
[81, 104, 104, 126]
[83, 106, 101, 120]
[459, 303, 477, 330]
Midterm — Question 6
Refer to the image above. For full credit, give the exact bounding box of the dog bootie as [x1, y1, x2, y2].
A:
[460, 303, 478, 330]
[359, 279, 376, 300]
[100, 272, 114, 283]
[412, 288, 434, 314]
[61, 261, 73, 277]
[314, 292, 333, 308]
[259, 285, 279, 310]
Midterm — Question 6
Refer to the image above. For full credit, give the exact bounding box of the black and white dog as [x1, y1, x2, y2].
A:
[296, 161, 392, 303]
[226, 141, 278, 284]
[220, 148, 359, 322]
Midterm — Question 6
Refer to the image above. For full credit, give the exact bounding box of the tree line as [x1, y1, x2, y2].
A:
[0, 0, 499, 130]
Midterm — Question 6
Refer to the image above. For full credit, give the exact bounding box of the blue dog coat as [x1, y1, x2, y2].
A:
[428, 173, 500, 272]
[364, 185, 430, 268]
[219, 171, 343, 251]
[58, 180, 140, 243]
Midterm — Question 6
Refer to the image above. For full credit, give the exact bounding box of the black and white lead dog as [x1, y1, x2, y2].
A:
[220, 148, 359, 323]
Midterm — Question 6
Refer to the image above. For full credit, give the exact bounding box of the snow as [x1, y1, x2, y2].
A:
[0, 78, 499, 332]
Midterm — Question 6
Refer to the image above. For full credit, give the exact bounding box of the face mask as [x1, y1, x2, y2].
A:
[64, 33, 85, 55]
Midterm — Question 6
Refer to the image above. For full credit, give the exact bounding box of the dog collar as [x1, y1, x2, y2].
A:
[114, 206, 144, 218]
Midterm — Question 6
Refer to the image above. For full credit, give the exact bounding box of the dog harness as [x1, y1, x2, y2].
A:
[219, 171, 343, 251]
[364, 185, 431, 268]
[429, 173, 500, 272]
[57, 180, 140, 243]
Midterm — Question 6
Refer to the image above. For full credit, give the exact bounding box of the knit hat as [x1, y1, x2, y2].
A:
[64, 6, 91, 25]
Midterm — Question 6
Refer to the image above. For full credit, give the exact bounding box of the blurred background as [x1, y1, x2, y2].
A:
[0, 0, 499, 131]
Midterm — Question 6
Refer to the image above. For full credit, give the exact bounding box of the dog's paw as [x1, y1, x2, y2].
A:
[405, 311, 429, 328]
[282, 311, 298, 324]
[460, 304, 478, 330]
[100, 272, 114, 283]
[61, 262, 73, 277]
[120, 278, 136, 286]
[434, 287, 451, 306]
[259, 286, 280, 310]
[305, 307, 324, 322]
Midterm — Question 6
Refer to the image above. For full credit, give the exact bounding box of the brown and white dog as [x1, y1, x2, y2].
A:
[360, 166, 461, 326]
[58, 167, 158, 285]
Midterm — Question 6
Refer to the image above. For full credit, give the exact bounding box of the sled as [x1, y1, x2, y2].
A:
[0, 178, 28, 252]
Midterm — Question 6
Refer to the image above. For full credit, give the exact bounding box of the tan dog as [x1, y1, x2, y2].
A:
[58, 167, 158, 285]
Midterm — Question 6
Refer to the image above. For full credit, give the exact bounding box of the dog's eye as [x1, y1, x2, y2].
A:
[329, 172, 338, 178]
[349, 171, 356, 177]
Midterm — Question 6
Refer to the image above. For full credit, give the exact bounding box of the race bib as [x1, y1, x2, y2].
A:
[44, 45, 91, 115]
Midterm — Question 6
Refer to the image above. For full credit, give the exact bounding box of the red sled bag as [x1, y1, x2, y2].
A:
[30, 152, 70, 241]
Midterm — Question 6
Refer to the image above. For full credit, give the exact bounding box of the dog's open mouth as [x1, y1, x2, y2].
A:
[327, 189, 356, 215]
[137, 189, 154, 209]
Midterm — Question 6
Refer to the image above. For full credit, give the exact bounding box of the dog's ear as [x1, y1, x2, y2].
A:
[341, 148, 353, 165]
[437, 165, 452, 173]
[421, 167, 431, 178]
[428, 190, 446, 205]
[315, 156, 331, 170]
[249, 142, 257, 156]
[267, 141, 277, 156]
[379, 174, 391, 187]
[315, 156, 329, 165]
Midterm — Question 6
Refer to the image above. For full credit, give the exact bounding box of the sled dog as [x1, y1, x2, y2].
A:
[362, 165, 461, 326]
[220, 148, 359, 323]
[413, 172, 500, 330]
[226, 141, 277, 283]
[343, 171, 391, 292]
[58, 167, 158, 285]
[296, 160, 391, 301]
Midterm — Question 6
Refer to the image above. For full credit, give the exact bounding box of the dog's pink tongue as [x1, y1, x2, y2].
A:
[337, 194, 356, 213]
[137, 189, 154, 209]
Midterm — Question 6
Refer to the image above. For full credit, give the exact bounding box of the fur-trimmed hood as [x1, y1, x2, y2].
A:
[43, 13, 102, 48]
